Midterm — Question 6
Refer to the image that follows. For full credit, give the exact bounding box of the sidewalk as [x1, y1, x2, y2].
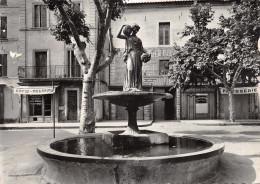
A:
[0, 119, 260, 130]
[180, 119, 260, 126]
[0, 120, 153, 130]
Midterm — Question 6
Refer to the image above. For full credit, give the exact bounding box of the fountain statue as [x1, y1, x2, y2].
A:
[37, 24, 224, 184]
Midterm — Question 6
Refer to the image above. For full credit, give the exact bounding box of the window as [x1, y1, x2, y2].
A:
[35, 51, 47, 78]
[0, 0, 7, 5]
[34, 5, 47, 27]
[0, 17, 7, 39]
[67, 50, 81, 77]
[29, 95, 43, 116]
[159, 60, 170, 75]
[0, 54, 7, 77]
[29, 95, 51, 116]
[44, 95, 51, 116]
[159, 22, 170, 45]
[73, 2, 80, 11]
[195, 94, 208, 114]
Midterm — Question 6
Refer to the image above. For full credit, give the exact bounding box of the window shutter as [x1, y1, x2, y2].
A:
[0, 55, 7, 76]
[3, 54, 7, 76]
[0, 17, 7, 38]
[41, 5, 47, 27]
[34, 5, 40, 27]
[0, 0, 7, 5]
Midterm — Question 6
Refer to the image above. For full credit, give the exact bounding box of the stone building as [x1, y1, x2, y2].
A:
[0, 0, 21, 123]
[108, 0, 260, 121]
[1, 0, 259, 123]
[1, 0, 106, 123]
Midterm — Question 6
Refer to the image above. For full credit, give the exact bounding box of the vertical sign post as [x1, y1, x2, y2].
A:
[52, 81, 55, 138]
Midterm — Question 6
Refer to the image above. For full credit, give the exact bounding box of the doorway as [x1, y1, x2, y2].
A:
[67, 90, 78, 120]
[35, 51, 47, 78]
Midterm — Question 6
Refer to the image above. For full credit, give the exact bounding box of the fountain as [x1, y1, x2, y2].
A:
[37, 24, 224, 184]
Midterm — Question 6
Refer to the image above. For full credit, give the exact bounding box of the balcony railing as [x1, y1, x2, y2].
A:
[18, 65, 82, 79]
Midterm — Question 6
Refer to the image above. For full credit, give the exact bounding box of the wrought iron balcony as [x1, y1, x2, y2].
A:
[18, 65, 82, 79]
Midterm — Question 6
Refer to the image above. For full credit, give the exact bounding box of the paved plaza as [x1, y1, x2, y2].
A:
[0, 120, 260, 184]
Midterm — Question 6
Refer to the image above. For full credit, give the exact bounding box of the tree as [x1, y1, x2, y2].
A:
[170, 1, 260, 122]
[43, 0, 125, 133]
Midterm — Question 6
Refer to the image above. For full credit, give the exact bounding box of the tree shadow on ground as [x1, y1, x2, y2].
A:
[175, 130, 231, 135]
[174, 130, 259, 143]
[214, 152, 256, 183]
[238, 131, 260, 135]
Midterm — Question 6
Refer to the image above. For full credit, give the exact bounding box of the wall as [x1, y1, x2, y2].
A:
[110, 3, 231, 87]
[0, 0, 22, 122]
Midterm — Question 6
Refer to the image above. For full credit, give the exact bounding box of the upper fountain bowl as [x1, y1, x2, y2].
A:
[92, 91, 173, 107]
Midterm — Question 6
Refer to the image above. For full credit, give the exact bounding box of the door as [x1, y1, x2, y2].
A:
[35, 51, 47, 78]
[68, 51, 81, 77]
[154, 88, 165, 120]
[187, 93, 196, 119]
[0, 86, 4, 123]
[165, 89, 175, 120]
[67, 90, 77, 120]
[195, 93, 208, 119]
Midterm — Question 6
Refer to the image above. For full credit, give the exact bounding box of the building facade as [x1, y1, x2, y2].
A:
[1, 0, 107, 123]
[0, 0, 21, 123]
[1, 0, 259, 123]
[109, 0, 260, 121]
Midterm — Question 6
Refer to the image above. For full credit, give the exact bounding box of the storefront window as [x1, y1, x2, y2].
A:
[44, 95, 51, 116]
[29, 95, 51, 116]
[29, 95, 42, 116]
[195, 94, 208, 114]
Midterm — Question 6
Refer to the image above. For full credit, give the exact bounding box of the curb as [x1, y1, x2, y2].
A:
[0, 121, 154, 130]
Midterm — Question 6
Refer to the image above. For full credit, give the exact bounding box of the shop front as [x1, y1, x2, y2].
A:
[14, 85, 58, 123]
[180, 88, 217, 120]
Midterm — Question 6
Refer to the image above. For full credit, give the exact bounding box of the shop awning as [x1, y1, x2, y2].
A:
[14, 85, 59, 95]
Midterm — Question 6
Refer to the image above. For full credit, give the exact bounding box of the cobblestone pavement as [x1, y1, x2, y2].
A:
[0, 121, 260, 184]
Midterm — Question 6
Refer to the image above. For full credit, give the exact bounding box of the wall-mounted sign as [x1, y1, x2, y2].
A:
[29, 95, 42, 104]
[14, 86, 58, 95]
[220, 87, 258, 94]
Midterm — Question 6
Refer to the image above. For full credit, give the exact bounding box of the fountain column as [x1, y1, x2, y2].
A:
[123, 105, 139, 135]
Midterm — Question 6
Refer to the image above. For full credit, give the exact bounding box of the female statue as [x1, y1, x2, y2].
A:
[117, 24, 151, 91]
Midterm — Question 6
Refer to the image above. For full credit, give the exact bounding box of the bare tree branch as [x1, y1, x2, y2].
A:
[93, 0, 104, 21]
[96, 27, 118, 73]
[57, 5, 90, 71]
[232, 65, 243, 88]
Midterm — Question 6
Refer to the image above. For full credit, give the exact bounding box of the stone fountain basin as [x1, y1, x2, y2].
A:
[92, 91, 173, 107]
[37, 133, 224, 184]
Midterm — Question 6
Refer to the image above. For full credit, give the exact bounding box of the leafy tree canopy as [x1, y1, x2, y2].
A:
[43, 0, 125, 44]
[170, 1, 260, 90]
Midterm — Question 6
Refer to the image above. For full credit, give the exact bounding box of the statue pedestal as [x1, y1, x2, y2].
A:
[102, 130, 169, 149]
[93, 91, 173, 135]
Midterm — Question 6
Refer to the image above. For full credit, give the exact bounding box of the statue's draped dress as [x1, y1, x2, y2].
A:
[124, 35, 144, 91]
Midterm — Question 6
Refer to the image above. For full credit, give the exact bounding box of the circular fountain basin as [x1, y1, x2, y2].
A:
[37, 133, 224, 184]
[92, 91, 173, 107]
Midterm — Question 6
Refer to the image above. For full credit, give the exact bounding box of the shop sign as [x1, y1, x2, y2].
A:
[220, 87, 258, 94]
[14, 86, 57, 95]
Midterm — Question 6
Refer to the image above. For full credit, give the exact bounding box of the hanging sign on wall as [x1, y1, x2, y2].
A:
[220, 87, 258, 94]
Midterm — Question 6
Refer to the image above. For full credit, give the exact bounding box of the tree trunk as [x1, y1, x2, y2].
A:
[228, 90, 235, 122]
[79, 73, 96, 134]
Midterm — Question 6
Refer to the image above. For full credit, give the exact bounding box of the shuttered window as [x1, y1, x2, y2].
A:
[159, 22, 170, 45]
[34, 5, 47, 27]
[0, 0, 7, 5]
[0, 17, 7, 39]
[0, 54, 7, 77]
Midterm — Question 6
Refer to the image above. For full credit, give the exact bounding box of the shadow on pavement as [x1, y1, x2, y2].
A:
[215, 152, 256, 183]
[175, 130, 231, 135]
[238, 131, 260, 135]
